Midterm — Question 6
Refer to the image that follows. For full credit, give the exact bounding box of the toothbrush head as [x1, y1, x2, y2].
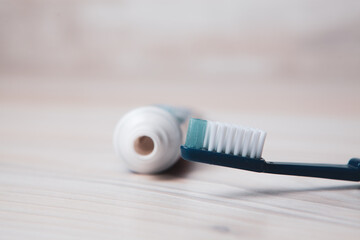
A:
[181, 118, 267, 172]
[184, 118, 267, 159]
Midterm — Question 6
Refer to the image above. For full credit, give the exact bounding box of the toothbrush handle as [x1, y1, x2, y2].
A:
[264, 158, 360, 181]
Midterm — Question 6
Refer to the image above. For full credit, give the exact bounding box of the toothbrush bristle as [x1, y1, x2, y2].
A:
[185, 118, 266, 159]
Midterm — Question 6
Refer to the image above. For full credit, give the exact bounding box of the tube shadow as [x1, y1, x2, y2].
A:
[150, 157, 198, 180]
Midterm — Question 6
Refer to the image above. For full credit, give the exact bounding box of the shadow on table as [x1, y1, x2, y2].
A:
[150, 157, 198, 180]
[224, 184, 360, 198]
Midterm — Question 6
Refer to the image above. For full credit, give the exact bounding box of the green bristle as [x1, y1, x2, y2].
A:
[184, 118, 207, 149]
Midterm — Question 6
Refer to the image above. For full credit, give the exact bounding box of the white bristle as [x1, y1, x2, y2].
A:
[216, 124, 227, 153]
[224, 125, 236, 154]
[233, 128, 244, 156]
[203, 122, 210, 148]
[207, 122, 218, 151]
[249, 130, 260, 158]
[241, 130, 252, 157]
[203, 120, 266, 158]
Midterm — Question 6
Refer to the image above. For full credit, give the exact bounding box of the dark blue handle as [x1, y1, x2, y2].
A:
[264, 158, 360, 181]
[180, 146, 360, 181]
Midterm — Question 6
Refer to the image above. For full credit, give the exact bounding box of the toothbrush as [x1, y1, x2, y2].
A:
[180, 118, 360, 181]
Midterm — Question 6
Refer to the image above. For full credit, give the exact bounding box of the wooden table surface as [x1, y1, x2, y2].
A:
[1, 1, 360, 239]
[0, 77, 359, 240]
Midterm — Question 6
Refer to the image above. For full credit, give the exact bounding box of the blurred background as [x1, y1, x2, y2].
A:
[1, 0, 360, 116]
[1, 0, 360, 166]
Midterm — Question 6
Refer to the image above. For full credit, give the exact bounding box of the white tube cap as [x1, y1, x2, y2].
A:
[113, 106, 183, 174]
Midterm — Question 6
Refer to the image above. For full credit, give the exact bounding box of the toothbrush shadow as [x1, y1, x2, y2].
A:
[226, 184, 360, 198]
